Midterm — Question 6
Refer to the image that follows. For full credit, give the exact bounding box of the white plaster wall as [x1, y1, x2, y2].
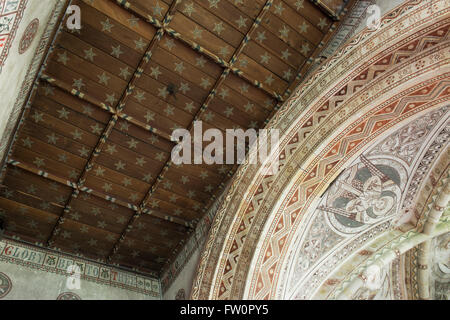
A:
[0, 259, 160, 300]
[163, 246, 201, 300]
[0, 0, 57, 145]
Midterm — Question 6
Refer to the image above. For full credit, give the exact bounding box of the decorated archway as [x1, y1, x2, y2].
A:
[191, 0, 449, 300]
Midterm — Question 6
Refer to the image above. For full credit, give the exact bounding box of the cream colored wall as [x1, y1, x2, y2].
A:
[0, 260, 160, 300]
[163, 246, 201, 300]
[0, 0, 57, 152]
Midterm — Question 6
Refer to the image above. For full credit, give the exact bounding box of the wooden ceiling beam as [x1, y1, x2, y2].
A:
[39, 74, 175, 144]
[4, 158, 192, 226]
[309, 0, 341, 21]
[106, 0, 187, 265]
[113, 0, 284, 102]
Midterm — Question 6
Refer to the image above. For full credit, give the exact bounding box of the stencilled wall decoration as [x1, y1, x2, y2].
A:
[0, 272, 12, 299]
[0, 0, 28, 72]
[0, 239, 161, 298]
[18, 17, 38, 54]
[56, 292, 81, 300]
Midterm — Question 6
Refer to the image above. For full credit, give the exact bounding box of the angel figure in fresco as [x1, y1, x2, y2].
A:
[319, 155, 401, 226]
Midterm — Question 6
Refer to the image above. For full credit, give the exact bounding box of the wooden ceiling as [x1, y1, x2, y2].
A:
[0, 0, 350, 276]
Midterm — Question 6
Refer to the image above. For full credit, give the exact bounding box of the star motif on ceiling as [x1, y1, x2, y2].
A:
[153, 2, 163, 16]
[57, 107, 70, 119]
[134, 37, 146, 51]
[244, 101, 254, 112]
[274, 3, 285, 15]
[234, 0, 243, 5]
[80, 225, 89, 233]
[106, 234, 116, 242]
[164, 38, 176, 50]
[150, 199, 160, 208]
[97, 72, 110, 86]
[208, 0, 220, 8]
[70, 211, 81, 221]
[219, 46, 230, 57]
[145, 110, 155, 123]
[174, 61, 185, 74]
[200, 78, 211, 90]
[127, 138, 138, 149]
[68, 169, 78, 180]
[204, 111, 215, 122]
[57, 51, 69, 65]
[238, 84, 249, 94]
[265, 98, 273, 108]
[27, 219, 38, 229]
[82, 105, 93, 116]
[58, 153, 68, 163]
[90, 123, 103, 135]
[143, 173, 152, 183]
[149, 134, 159, 145]
[94, 166, 105, 176]
[187, 190, 196, 199]
[301, 42, 311, 56]
[84, 48, 96, 62]
[235, 16, 247, 29]
[165, 105, 175, 116]
[260, 52, 270, 64]
[256, 31, 266, 43]
[279, 24, 289, 38]
[2, 189, 13, 198]
[183, 2, 196, 16]
[122, 177, 132, 187]
[135, 157, 147, 167]
[111, 45, 124, 58]
[150, 66, 161, 79]
[173, 208, 183, 216]
[102, 183, 112, 192]
[71, 129, 83, 140]
[47, 132, 58, 144]
[180, 176, 190, 184]
[224, 106, 234, 118]
[129, 193, 139, 202]
[105, 93, 117, 105]
[163, 180, 172, 190]
[249, 120, 258, 128]
[213, 22, 225, 35]
[318, 18, 328, 30]
[79, 146, 89, 157]
[119, 121, 130, 131]
[128, 16, 139, 28]
[105, 144, 118, 155]
[97, 221, 106, 229]
[193, 203, 201, 211]
[283, 69, 293, 81]
[179, 82, 190, 94]
[88, 238, 98, 247]
[219, 87, 229, 99]
[114, 160, 126, 170]
[119, 66, 131, 80]
[204, 185, 213, 193]
[155, 152, 165, 162]
[281, 48, 291, 60]
[100, 18, 114, 32]
[61, 231, 71, 239]
[264, 74, 275, 85]
[192, 26, 203, 40]
[299, 21, 309, 34]
[134, 90, 146, 103]
[295, 0, 304, 10]
[195, 56, 206, 68]
[22, 137, 34, 148]
[185, 102, 195, 112]
[169, 194, 178, 203]
[72, 78, 85, 91]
